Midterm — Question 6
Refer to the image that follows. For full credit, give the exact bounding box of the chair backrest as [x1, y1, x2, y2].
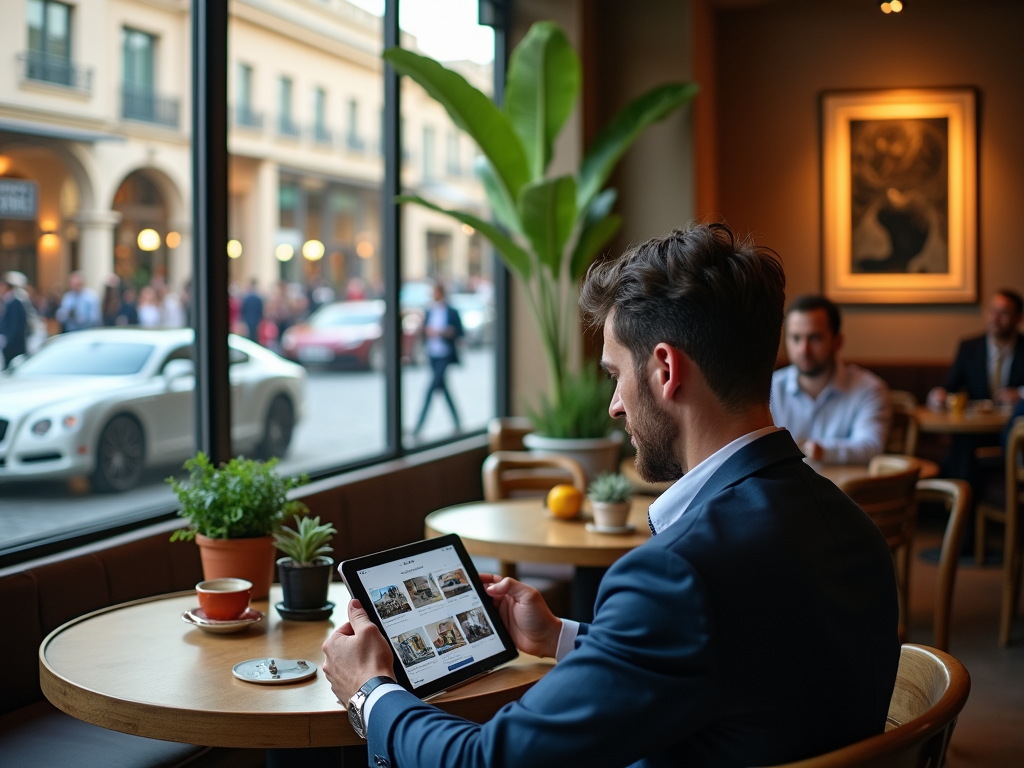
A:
[886, 390, 920, 457]
[1006, 419, 1024, 503]
[487, 417, 534, 454]
[482, 451, 587, 502]
[767, 644, 971, 768]
[914, 478, 971, 652]
[868, 454, 924, 478]
[840, 465, 921, 553]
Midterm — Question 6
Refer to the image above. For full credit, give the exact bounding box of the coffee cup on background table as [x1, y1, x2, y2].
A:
[196, 578, 252, 620]
[947, 391, 968, 415]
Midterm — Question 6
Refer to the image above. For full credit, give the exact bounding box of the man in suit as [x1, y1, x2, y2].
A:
[0, 273, 28, 369]
[322, 224, 899, 768]
[240, 279, 264, 342]
[412, 281, 464, 436]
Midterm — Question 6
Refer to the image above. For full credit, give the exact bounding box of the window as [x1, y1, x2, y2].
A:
[278, 76, 299, 137]
[422, 124, 435, 180]
[446, 130, 461, 176]
[313, 87, 331, 144]
[25, 0, 77, 87]
[235, 63, 261, 128]
[121, 28, 177, 127]
[347, 99, 365, 152]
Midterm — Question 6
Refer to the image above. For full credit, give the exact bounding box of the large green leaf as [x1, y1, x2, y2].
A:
[518, 175, 577, 275]
[383, 48, 530, 200]
[570, 216, 622, 281]
[577, 82, 699, 210]
[474, 156, 522, 235]
[504, 22, 581, 180]
[396, 195, 532, 281]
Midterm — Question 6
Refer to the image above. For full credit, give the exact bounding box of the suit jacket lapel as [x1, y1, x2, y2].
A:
[686, 430, 806, 513]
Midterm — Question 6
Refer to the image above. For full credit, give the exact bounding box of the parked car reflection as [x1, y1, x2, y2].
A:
[0, 329, 305, 492]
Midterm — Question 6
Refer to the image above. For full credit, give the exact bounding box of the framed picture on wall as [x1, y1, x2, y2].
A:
[821, 87, 977, 304]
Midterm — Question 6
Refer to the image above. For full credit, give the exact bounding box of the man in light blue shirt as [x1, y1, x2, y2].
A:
[55, 271, 101, 332]
[770, 295, 891, 464]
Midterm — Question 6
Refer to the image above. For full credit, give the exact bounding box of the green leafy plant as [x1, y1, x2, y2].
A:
[168, 453, 309, 541]
[274, 514, 337, 565]
[526, 365, 614, 439]
[383, 22, 697, 437]
[587, 472, 633, 504]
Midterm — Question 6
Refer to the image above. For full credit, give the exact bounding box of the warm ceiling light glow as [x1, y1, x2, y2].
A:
[166, 231, 181, 248]
[275, 243, 294, 261]
[890, 0, 903, 11]
[302, 239, 325, 261]
[0, 156, 10, 175]
[880, 2, 891, 11]
[356, 240, 374, 259]
[40, 219, 57, 232]
[137, 228, 161, 251]
[227, 239, 243, 259]
[40, 233, 60, 249]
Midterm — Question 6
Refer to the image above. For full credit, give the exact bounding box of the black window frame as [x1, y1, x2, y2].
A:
[0, 0, 513, 569]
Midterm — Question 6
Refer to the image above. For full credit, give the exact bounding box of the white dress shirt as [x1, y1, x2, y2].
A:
[770, 362, 891, 465]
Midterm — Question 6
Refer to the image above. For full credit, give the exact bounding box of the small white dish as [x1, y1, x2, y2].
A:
[232, 658, 318, 685]
[585, 522, 636, 535]
[181, 607, 264, 634]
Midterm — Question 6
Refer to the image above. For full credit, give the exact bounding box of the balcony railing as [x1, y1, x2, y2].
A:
[312, 124, 333, 145]
[234, 104, 264, 130]
[17, 50, 92, 93]
[346, 133, 366, 153]
[121, 85, 180, 128]
[278, 116, 301, 139]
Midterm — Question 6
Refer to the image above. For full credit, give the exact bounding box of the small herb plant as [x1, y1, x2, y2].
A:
[526, 366, 615, 439]
[274, 514, 337, 565]
[588, 472, 633, 504]
[168, 453, 308, 541]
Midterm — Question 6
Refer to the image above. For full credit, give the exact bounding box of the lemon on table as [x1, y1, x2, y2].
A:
[547, 484, 583, 519]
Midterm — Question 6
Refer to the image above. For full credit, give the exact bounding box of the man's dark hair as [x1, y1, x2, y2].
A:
[579, 223, 786, 414]
[786, 294, 842, 336]
[995, 288, 1024, 316]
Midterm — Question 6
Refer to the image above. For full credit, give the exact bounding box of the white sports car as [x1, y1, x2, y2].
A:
[0, 328, 306, 492]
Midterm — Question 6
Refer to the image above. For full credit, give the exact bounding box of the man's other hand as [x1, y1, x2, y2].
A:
[801, 440, 824, 462]
[994, 387, 1022, 406]
[479, 573, 562, 658]
[322, 599, 395, 705]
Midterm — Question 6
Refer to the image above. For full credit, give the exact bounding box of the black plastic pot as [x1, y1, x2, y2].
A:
[277, 556, 333, 610]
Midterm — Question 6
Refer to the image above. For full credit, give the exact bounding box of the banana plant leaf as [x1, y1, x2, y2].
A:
[517, 175, 577, 275]
[504, 21, 581, 180]
[474, 156, 522, 235]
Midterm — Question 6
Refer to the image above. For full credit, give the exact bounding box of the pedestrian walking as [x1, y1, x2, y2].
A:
[413, 281, 463, 436]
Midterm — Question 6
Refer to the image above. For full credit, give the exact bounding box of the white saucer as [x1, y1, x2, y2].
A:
[585, 522, 636, 535]
[232, 658, 318, 684]
[181, 607, 264, 634]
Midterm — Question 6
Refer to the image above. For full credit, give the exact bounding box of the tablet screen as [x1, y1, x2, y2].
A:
[341, 535, 518, 696]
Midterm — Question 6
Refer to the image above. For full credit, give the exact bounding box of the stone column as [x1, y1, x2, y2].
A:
[73, 209, 122, 293]
[253, 159, 279, 291]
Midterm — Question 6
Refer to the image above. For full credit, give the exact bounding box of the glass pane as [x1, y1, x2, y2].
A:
[0, 4, 195, 554]
[400, 0, 497, 444]
[227, 0, 387, 473]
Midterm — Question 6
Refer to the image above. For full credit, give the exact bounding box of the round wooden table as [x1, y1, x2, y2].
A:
[39, 583, 551, 750]
[915, 404, 1011, 434]
[424, 496, 654, 569]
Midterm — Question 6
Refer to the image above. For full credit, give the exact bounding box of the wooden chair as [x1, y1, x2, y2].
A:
[841, 465, 921, 639]
[975, 420, 1024, 645]
[767, 644, 970, 768]
[914, 479, 971, 652]
[487, 416, 534, 453]
[868, 454, 926, 478]
[886, 390, 920, 457]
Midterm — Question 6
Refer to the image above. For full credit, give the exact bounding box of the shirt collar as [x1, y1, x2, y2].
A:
[784, 361, 849, 397]
[646, 425, 780, 534]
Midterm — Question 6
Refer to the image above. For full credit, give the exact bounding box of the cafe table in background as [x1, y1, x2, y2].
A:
[915, 403, 1011, 435]
[40, 582, 552, 768]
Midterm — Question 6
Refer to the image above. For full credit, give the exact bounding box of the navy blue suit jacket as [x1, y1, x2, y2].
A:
[367, 431, 900, 768]
[943, 333, 1024, 400]
[425, 304, 463, 364]
[0, 295, 27, 364]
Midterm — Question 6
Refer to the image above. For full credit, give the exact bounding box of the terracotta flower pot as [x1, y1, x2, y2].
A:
[195, 534, 277, 599]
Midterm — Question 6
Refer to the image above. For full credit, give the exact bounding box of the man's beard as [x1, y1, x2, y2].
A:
[629, 375, 683, 483]
[796, 360, 828, 378]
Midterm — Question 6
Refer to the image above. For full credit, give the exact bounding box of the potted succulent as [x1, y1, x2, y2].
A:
[587, 472, 634, 531]
[383, 22, 696, 475]
[169, 453, 308, 599]
[274, 514, 337, 620]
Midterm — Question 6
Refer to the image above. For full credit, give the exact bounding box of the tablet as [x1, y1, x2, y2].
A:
[339, 534, 519, 699]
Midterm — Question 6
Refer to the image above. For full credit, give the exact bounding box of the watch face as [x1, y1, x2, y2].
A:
[348, 693, 366, 738]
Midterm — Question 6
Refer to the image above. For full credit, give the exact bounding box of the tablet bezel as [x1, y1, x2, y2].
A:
[339, 534, 519, 699]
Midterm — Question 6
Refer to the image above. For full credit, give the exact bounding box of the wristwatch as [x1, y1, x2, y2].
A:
[347, 675, 397, 739]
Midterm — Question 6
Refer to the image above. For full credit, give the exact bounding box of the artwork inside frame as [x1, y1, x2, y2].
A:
[821, 88, 977, 304]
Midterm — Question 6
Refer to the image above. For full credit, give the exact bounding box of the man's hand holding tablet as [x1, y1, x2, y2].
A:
[477, 573, 562, 659]
[322, 599, 396, 705]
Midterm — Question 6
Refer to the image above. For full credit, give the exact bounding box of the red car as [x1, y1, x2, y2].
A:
[281, 300, 417, 370]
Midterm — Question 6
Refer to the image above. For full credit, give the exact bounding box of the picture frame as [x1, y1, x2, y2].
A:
[821, 88, 977, 304]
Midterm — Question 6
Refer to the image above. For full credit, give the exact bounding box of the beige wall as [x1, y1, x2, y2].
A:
[715, 0, 1024, 361]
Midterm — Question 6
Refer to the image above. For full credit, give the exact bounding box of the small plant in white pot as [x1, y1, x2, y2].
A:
[588, 472, 633, 532]
[274, 514, 337, 620]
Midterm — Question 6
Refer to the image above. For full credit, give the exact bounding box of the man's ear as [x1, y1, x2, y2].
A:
[651, 343, 686, 402]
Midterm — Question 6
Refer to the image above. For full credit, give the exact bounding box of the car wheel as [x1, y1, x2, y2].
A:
[91, 415, 145, 493]
[369, 340, 386, 372]
[257, 395, 294, 459]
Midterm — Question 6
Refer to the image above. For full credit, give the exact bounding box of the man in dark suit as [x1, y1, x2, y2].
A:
[240, 279, 264, 343]
[0, 273, 28, 369]
[322, 224, 899, 768]
[412, 281, 463, 436]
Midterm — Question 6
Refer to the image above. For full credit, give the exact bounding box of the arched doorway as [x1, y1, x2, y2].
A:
[112, 170, 168, 288]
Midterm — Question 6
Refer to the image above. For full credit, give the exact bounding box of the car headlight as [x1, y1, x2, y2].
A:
[32, 419, 52, 436]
